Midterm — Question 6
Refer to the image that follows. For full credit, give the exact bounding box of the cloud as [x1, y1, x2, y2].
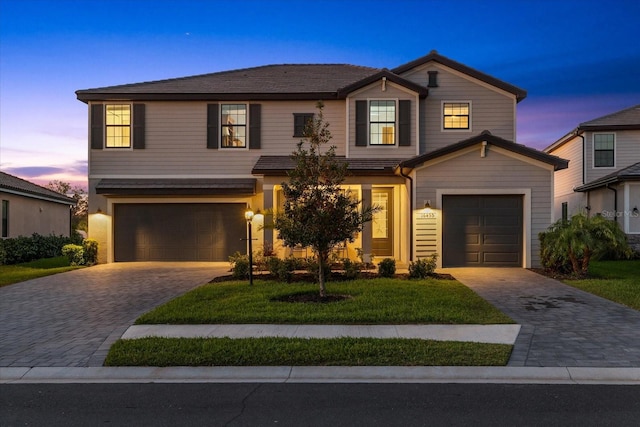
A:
[3, 161, 88, 190]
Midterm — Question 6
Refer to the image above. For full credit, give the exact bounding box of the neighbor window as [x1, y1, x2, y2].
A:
[293, 113, 314, 137]
[105, 104, 131, 148]
[369, 100, 396, 145]
[2, 200, 8, 238]
[561, 202, 568, 222]
[221, 104, 247, 148]
[443, 102, 470, 130]
[593, 133, 615, 167]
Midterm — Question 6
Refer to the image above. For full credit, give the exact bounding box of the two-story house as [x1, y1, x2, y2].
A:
[544, 104, 640, 252]
[76, 51, 567, 268]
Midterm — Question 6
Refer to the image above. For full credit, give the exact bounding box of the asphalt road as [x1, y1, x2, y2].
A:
[2, 383, 639, 426]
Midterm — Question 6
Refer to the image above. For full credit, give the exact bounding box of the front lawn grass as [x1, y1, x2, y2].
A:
[105, 337, 512, 367]
[136, 278, 514, 325]
[563, 260, 640, 310]
[0, 256, 82, 287]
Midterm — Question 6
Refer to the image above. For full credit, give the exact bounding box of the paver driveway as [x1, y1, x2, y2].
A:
[0, 262, 228, 367]
[447, 268, 640, 367]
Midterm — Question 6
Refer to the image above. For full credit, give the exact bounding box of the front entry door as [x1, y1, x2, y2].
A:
[372, 188, 393, 257]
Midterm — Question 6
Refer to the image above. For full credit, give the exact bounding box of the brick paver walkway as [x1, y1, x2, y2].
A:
[0, 263, 227, 367]
[447, 268, 640, 367]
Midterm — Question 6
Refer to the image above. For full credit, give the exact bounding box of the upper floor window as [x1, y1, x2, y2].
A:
[443, 102, 470, 130]
[293, 113, 314, 137]
[105, 104, 131, 148]
[369, 100, 396, 145]
[593, 133, 615, 167]
[221, 104, 247, 148]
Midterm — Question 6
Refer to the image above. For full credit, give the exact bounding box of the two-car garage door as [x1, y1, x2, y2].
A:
[442, 195, 523, 267]
[114, 203, 247, 262]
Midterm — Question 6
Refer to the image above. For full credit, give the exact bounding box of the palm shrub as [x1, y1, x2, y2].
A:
[539, 213, 631, 277]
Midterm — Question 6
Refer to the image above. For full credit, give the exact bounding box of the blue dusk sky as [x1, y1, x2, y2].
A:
[1, 0, 639, 189]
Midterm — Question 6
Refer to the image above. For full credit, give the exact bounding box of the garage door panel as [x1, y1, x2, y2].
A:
[443, 195, 523, 267]
[114, 203, 246, 262]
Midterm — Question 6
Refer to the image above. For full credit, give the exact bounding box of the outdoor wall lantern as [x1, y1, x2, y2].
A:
[633, 206, 639, 215]
[423, 200, 432, 210]
[245, 208, 254, 286]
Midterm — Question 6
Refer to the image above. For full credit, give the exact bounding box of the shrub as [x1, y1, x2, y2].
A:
[0, 233, 73, 265]
[82, 239, 99, 265]
[62, 244, 85, 266]
[377, 258, 396, 278]
[539, 213, 632, 277]
[409, 253, 439, 279]
[266, 256, 297, 282]
[342, 258, 361, 280]
[232, 258, 250, 279]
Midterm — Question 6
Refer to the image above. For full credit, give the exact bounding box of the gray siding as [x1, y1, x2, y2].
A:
[89, 100, 345, 177]
[549, 135, 585, 219]
[413, 146, 554, 267]
[584, 130, 640, 183]
[400, 63, 516, 153]
[347, 82, 418, 159]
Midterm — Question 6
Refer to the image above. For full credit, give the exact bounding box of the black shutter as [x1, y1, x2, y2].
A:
[207, 104, 219, 149]
[132, 103, 145, 149]
[355, 100, 367, 146]
[90, 104, 104, 149]
[249, 104, 261, 149]
[399, 100, 411, 146]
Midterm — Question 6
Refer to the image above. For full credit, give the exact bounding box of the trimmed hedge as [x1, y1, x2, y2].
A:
[0, 233, 80, 265]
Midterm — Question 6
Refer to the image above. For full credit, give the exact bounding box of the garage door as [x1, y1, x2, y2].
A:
[442, 195, 522, 267]
[114, 203, 247, 262]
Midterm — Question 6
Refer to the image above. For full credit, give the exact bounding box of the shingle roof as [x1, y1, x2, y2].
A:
[578, 104, 640, 130]
[252, 156, 404, 176]
[398, 131, 569, 171]
[574, 162, 640, 192]
[0, 171, 76, 204]
[95, 178, 256, 196]
[545, 104, 640, 152]
[76, 64, 382, 102]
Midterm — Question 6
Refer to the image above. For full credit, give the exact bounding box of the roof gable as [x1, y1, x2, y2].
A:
[398, 131, 568, 171]
[0, 172, 76, 204]
[337, 69, 428, 98]
[392, 50, 527, 102]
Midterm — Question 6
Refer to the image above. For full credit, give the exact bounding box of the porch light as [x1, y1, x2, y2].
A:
[633, 206, 639, 215]
[423, 200, 431, 209]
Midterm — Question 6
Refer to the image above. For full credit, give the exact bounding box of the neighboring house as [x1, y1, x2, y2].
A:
[0, 171, 76, 238]
[544, 104, 640, 252]
[76, 51, 567, 268]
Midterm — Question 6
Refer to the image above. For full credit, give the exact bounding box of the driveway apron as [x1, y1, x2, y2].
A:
[447, 268, 640, 367]
[0, 263, 228, 367]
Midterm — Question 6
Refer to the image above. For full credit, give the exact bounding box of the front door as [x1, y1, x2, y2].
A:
[372, 188, 394, 257]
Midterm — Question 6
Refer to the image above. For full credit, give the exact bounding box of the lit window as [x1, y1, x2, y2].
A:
[594, 133, 615, 167]
[443, 102, 470, 130]
[221, 104, 247, 148]
[105, 104, 131, 148]
[370, 100, 396, 145]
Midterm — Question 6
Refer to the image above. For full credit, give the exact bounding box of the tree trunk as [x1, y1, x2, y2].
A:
[318, 251, 328, 298]
[568, 250, 581, 277]
[581, 249, 592, 278]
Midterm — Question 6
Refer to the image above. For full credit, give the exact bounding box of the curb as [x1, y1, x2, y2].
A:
[2, 366, 639, 385]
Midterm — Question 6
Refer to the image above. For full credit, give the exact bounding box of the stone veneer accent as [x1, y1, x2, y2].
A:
[627, 234, 640, 255]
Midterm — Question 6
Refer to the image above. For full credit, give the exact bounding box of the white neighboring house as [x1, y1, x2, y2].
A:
[544, 104, 640, 252]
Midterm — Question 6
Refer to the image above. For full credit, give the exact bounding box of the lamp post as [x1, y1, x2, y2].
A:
[245, 208, 254, 286]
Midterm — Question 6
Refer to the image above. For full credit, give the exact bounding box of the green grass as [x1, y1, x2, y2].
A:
[0, 256, 82, 287]
[563, 260, 640, 310]
[105, 337, 512, 367]
[136, 278, 514, 325]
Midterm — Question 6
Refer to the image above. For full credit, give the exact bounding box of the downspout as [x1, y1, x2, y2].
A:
[398, 166, 414, 261]
[606, 184, 618, 226]
[576, 129, 585, 185]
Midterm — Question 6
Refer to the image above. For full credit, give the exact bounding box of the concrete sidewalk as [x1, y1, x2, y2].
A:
[2, 366, 639, 385]
[122, 324, 521, 344]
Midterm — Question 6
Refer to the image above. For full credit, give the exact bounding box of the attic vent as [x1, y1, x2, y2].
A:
[427, 71, 438, 88]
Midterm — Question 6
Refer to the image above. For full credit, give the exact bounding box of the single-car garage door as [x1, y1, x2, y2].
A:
[442, 195, 523, 267]
[114, 203, 247, 262]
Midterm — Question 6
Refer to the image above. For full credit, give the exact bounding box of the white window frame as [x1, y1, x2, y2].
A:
[104, 104, 133, 149]
[220, 103, 249, 150]
[368, 98, 398, 147]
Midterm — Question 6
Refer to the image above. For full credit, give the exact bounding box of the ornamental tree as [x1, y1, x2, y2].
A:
[274, 102, 376, 297]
